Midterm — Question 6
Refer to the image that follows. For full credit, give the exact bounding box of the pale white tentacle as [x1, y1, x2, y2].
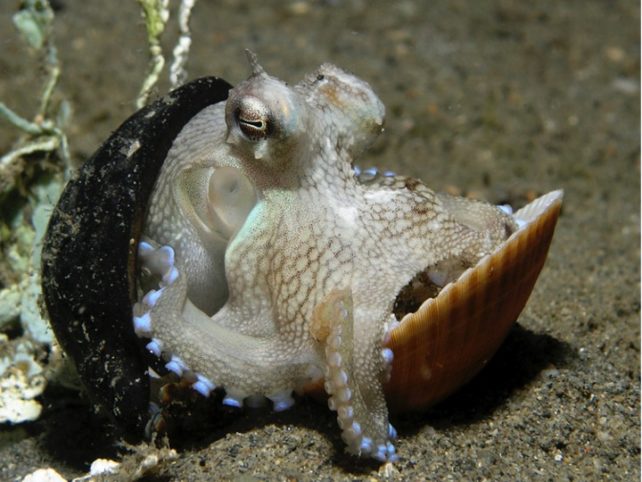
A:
[134, 242, 320, 411]
[311, 289, 398, 462]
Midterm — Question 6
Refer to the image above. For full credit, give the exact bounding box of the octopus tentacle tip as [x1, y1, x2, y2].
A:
[192, 375, 216, 397]
[334, 369, 348, 386]
[327, 396, 337, 411]
[360, 437, 373, 453]
[192, 381, 210, 397]
[145, 339, 162, 357]
[138, 241, 154, 256]
[381, 348, 394, 365]
[158, 245, 176, 266]
[350, 421, 362, 437]
[374, 444, 388, 462]
[327, 333, 342, 350]
[497, 204, 513, 215]
[384, 316, 400, 338]
[338, 405, 353, 420]
[222, 396, 243, 408]
[133, 313, 152, 336]
[327, 352, 342, 368]
[162, 266, 179, 285]
[324, 381, 334, 395]
[143, 288, 163, 307]
[268, 391, 296, 412]
[336, 387, 352, 403]
[165, 356, 188, 377]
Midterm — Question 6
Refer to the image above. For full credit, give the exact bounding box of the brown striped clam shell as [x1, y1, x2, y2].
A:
[385, 189, 562, 410]
[306, 189, 563, 411]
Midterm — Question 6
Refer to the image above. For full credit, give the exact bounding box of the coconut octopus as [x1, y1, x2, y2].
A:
[130, 53, 518, 462]
[42, 52, 562, 463]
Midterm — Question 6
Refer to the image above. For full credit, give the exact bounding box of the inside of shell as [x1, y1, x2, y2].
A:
[392, 190, 561, 322]
[393, 257, 469, 319]
[392, 196, 520, 320]
[384, 189, 563, 412]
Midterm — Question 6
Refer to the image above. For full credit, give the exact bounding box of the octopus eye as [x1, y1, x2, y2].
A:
[235, 97, 272, 141]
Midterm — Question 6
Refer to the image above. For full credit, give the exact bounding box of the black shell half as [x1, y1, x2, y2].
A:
[41, 77, 232, 437]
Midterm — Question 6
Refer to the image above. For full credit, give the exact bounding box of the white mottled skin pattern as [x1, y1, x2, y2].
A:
[138, 54, 516, 461]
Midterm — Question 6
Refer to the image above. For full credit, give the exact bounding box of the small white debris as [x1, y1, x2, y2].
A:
[0, 338, 47, 424]
[21, 468, 66, 482]
[125, 139, 142, 158]
[89, 458, 120, 476]
[379, 461, 400, 477]
[612, 77, 638, 95]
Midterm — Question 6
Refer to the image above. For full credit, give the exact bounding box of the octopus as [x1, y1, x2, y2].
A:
[130, 52, 518, 461]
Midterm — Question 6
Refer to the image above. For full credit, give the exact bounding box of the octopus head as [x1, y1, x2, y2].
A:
[298, 63, 386, 157]
[225, 53, 386, 186]
[225, 52, 310, 173]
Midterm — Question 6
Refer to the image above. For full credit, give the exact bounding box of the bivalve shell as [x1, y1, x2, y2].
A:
[384, 190, 563, 411]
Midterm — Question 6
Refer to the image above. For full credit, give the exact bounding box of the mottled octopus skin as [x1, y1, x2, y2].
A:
[41, 77, 233, 437]
[137, 56, 517, 460]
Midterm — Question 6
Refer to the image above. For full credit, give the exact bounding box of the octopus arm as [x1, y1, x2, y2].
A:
[136, 245, 315, 407]
[311, 289, 397, 462]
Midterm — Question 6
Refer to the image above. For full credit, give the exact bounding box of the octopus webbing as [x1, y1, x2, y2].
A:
[41, 52, 562, 463]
